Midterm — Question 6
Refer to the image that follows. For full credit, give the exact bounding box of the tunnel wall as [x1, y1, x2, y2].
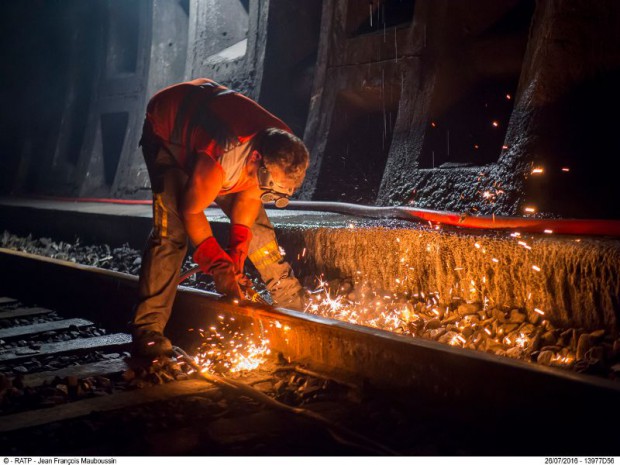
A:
[2, 0, 320, 199]
[19, 0, 178, 200]
[43, 0, 156, 199]
[376, 0, 620, 219]
[299, 0, 620, 219]
[299, 0, 415, 203]
[1, 0, 619, 220]
[300, 0, 534, 205]
[185, 0, 257, 97]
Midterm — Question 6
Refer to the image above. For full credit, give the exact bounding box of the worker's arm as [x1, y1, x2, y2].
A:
[225, 188, 263, 274]
[229, 187, 263, 228]
[181, 154, 242, 298]
[180, 154, 224, 246]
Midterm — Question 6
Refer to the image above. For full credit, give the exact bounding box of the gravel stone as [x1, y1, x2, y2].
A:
[509, 309, 526, 324]
[576, 334, 593, 361]
[537, 351, 553, 365]
[457, 303, 481, 316]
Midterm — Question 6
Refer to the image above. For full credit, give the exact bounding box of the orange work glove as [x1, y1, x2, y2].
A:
[227, 224, 252, 275]
[193, 237, 242, 299]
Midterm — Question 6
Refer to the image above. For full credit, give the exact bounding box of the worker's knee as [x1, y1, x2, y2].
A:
[149, 225, 187, 251]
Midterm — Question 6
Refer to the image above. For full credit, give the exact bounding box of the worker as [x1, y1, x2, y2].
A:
[131, 78, 309, 359]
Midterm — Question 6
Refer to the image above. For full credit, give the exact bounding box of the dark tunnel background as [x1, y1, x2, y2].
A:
[0, 0, 98, 194]
[0, 0, 619, 218]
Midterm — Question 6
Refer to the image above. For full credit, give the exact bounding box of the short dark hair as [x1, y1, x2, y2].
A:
[252, 128, 309, 187]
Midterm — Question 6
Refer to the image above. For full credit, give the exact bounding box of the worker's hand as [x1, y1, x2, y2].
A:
[227, 223, 252, 274]
[212, 266, 243, 300]
[193, 237, 243, 299]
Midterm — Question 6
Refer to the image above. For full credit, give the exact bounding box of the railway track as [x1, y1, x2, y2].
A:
[0, 303, 397, 455]
[1, 247, 620, 455]
[0, 289, 383, 455]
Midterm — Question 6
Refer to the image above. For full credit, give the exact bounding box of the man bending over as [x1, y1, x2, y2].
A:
[131, 78, 309, 359]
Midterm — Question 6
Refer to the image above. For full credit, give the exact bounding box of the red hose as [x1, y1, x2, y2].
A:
[397, 208, 620, 236]
[31, 196, 153, 205]
[27, 196, 620, 237]
[284, 201, 620, 237]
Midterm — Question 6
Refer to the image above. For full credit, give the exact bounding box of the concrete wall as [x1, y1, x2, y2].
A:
[38, 1, 155, 199]
[300, 0, 534, 207]
[299, 0, 620, 219]
[185, 0, 254, 95]
[299, 0, 414, 203]
[376, 0, 620, 219]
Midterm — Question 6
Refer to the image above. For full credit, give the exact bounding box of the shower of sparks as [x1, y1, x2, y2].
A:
[192, 317, 271, 374]
[515, 333, 528, 348]
[551, 353, 574, 366]
[300, 272, 572, 367]
[299, 219, 596, 372]
[305, 279, 420, 332]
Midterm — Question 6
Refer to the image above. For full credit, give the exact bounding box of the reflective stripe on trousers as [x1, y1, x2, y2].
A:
[132, 141, 188, 335]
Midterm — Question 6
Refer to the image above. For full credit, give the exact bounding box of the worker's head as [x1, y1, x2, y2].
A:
[252, 128, 309, 186]
[251, 128, 309, 207]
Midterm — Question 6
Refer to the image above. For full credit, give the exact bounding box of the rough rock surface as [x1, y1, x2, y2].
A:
[279, 222, 620, 331]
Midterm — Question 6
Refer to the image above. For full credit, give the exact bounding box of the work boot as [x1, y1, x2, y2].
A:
[131, 330, 173, 359]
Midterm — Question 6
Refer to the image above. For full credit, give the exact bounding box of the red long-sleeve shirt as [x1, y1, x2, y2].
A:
[146, 78, 290, 173]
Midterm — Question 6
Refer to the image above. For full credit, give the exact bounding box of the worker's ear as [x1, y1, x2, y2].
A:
[249, 150, 262, 163]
